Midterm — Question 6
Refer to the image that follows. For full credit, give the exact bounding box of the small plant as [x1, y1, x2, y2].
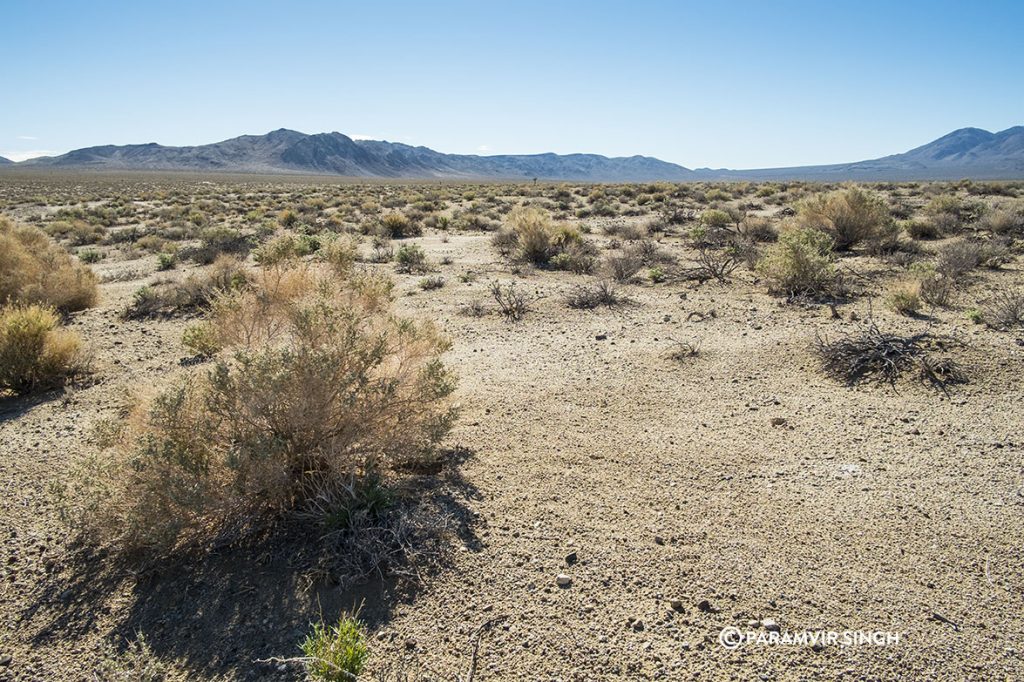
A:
[648, 266, 666, 283]
[381, 212, 420, 238]
[395, 244, 429, 273]
[300, 615, 369, 681]
[566, 280, 621, 309]
[886, 279, 922, 315]
[458, 299, 487, 317]
[0, 217, 98, 313]
[156, 252, 177, 271]
[418, 275, 445, 290]
[79, 248, 103, 264]
[94, 632, 170, 682]
[491, 281, 530, 322]
[0, 304, 87, 395]
[664, 339, 701, 362]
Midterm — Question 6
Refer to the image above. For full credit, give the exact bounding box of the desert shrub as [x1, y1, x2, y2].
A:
[795, 187, 891, 250]
[394, 244, 429, 273]
[509, 207, 555, 264]
[690, 244, 741, 283]
[739, 215, 777, 242]
[121, 256, 249, 320]
[549, 240, 598, 274]
[935, 240, 982, 282]
[603, 249, 644, 283]
[886, 279, 922, 315]
[923, 194, 986, 233]
[903, 218, 940, 240]
[319, 236, 358, 276]
[188, 226, 252, 264]
[254, 233, 318, 265]
[380, 212, 421, 239]
[909, 262, 954, 307]
[79, 249, 103, 264]
[981, 290, 1024, 331]
[0, 218, 99, 313]
[865, 220, 905, 255]
[756, 227, 838, 299]
[981, 203, 1024, 235]
[566, 280, 621, 309]
[0, 304, 86, 395]
[815, 320, 965, 392]
[156, 253, 177, 271]
[301, 616, 369, 681]
[491, 281, 529, 322]
[700, 209, 733, 229]
[67, 264, 456, 552]
[418, 275, 445, 290]
[604, 222, 648, 241]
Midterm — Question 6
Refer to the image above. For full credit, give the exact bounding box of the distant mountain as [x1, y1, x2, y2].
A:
[710, 126, 1024, 181]
[0, 156, 12, 165]
[19, 129, 697, 182]
[10, 126, 1024, 180]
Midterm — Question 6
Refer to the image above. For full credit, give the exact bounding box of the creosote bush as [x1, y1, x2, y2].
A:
[0, 304, 87, 395]
[65, 263, 457, 553]
[0, 217, 98, 313]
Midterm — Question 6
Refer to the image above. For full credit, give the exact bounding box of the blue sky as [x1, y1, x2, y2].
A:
[2, 0, 1022, 168]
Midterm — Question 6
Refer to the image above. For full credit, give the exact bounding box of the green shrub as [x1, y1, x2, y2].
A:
[756, 227, 838, 298]
[156, 253, 177, 271]
[395, 244, 429, 273]
[0, 304, 86, 394]
[300, 616, 369, 681]
[381, 212, 420, 239]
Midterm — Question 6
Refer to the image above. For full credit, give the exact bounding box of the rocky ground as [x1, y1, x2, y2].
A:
[2, 191, 1023, 681]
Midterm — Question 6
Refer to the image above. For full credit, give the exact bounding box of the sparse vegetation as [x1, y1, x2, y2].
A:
[0, 304, 87, 395]
[756, 227, 839, 299]
[0, 217, 99, 312]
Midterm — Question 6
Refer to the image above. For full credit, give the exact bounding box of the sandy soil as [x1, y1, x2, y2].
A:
[2, 219, 1023, 681]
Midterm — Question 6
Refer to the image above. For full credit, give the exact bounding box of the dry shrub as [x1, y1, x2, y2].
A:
[756, 227, 839, 299]
[795, 187, 891, 251]
[0, 304, 87, 395]
[121, 256, 249, 320]
[981, 290, 1024, 331]
[0, 217, 98, 313]
[496, 207, 594, 269]
[565, 280, 621, 309]
[66, 264, 456, 553]
[490, 281, 530, 322]
[934, 239, 983, 282]
[981, 203, 1024, 235]
[740, 215, 777, 242]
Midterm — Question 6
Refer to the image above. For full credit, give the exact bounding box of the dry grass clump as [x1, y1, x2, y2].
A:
[795, 187, 891, 251]
[0, 304, 87, 395]
[815, 320, 965, 392]
[490, 281, 530, 321]
[0, 217, 98, 313]
[64, 263, 457, 553]
[756, 227, 839, 299]
[886, 279, 923, 315]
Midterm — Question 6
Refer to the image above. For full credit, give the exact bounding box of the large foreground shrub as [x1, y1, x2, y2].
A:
[0, 304, 86, 394]
[0, 217, 98, 312]
[66, 264, 457, 552]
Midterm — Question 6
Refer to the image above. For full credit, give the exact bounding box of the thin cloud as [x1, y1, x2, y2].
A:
[16, 135, 38, 140]
[476, 145, 491, 152]
[0, 150, 60, 162]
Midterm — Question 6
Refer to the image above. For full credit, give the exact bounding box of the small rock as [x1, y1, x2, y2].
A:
[654, 536, 665, 545]
[762, 618, 780, 632]
[595, 334, 608, 341]
[697, 599, 718, 614]
[556, 573, 572, 587]
[0, 655, 11, 666]
[770, 417, 787, 427]
[669, 599, 685, 612]
[565, 551, 578, 565]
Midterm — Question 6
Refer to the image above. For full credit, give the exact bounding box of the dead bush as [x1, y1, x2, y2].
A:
[63, 264, 457, 553]
[0, 217, 98, 313]
[815, 320, 965, 392]
[0, 304, 87, 395]
[490, 281, 530, 322]
[121, 256, 249, 320]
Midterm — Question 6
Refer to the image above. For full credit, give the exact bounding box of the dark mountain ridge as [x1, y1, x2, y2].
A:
[11, 126, 1024, 181]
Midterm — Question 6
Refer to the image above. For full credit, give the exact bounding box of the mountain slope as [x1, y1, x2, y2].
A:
[21, 130, 697, 181]
[0, 156, 12, 165]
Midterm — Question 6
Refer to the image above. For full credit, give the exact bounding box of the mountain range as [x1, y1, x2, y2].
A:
[7, 126, 1024, 181]
[0, 156, 12, 165]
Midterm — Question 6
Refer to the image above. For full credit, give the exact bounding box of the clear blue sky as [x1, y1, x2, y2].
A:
[3, 0, 1022, 168]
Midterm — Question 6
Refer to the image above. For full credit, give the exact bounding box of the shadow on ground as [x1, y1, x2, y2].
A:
[22, 447, 482, 680]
